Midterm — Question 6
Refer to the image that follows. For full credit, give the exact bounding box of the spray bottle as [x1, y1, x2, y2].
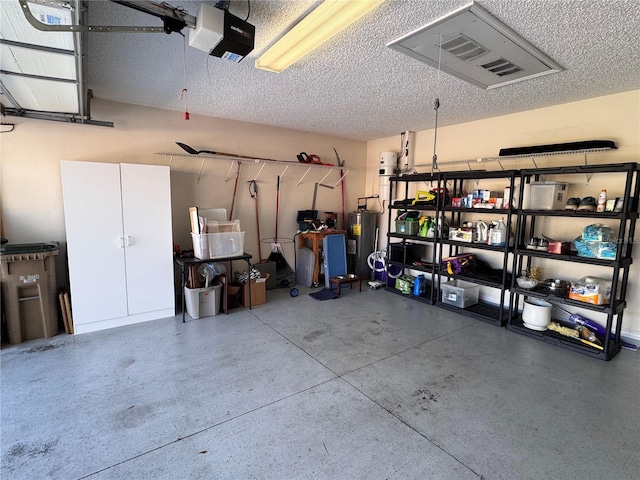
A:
[597, 189, 607, 212]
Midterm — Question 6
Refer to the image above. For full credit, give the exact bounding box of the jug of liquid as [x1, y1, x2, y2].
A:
[474, 220, 488, 243]
[489, 218, 507, 247]
[413, 274, 427, 297]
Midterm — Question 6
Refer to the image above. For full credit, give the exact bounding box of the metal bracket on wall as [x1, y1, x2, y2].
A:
[584, 153, 592, 184]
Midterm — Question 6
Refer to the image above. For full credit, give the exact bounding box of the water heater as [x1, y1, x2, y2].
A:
[347, 211, 377, 279]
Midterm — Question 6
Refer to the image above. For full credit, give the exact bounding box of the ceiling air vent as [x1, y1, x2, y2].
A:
[481, 57, 522, 77]
[387, 1, 563, 89]
[440, 34, 488, 62]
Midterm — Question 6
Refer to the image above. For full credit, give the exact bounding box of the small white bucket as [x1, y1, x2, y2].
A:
[522, 298, 552, 331]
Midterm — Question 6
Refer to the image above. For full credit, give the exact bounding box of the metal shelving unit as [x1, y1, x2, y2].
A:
[508, 162, 639, 360]
[385, 172, 441, 304]
[436, 170, 518, 326]
[385, 149, 638, 359]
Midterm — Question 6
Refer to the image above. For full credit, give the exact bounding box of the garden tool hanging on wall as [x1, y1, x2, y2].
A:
[248, 180, 262, 260]
[228, 160, 241, 220]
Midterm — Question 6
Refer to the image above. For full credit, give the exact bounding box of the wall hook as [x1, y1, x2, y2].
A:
[318, 169, 333, 186]
[224, 161, 235, 183]
[197, 158, 206, 182]
[334, 169, 349, 187]
[252, 162, 266, 182]
[584, 153, 592, 184]
[531, 156, 539, 169]
[296, 167, 312, 187]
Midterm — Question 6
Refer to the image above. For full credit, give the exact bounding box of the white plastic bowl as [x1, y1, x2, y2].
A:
[516, 276, 538, 289]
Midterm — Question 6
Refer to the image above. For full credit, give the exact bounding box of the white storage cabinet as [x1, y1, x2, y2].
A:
[61, 161, 175, 334]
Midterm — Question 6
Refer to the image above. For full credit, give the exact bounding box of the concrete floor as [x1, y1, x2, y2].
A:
[1, 285, 639, 480]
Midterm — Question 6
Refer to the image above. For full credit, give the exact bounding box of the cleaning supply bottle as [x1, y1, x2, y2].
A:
[597, 189, 607, 212]
[413, 275, 427, 297]
[489, 217, 507, 247]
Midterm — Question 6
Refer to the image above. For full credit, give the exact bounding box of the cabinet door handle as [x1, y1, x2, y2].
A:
[125, 235, 133, 247]
[119, 237, 125, 248]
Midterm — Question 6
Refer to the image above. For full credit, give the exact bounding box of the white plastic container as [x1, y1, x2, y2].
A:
[296, 247, 315, 288]
[440, 280, 480, 308]
[488, 218, 507, 246]
[529, 182, 569, 210]
[191, 231, 245, 259]
[521, 298, 552, 331]
[205, 219, 241, 233]
[184, 283, 222, 319]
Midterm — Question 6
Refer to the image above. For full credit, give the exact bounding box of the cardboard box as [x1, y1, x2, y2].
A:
[240, 273, 269, 307]
[448, 227, 473, 243]
[253, 261, 277, 289]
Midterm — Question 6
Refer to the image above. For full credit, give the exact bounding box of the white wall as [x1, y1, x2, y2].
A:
[0, 99, 367, 286]
[3, 91, 639, 341]
[366, 90, 640, 340]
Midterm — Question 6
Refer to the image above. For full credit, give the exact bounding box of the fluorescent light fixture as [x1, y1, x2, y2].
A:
[256, 0, 385, 73]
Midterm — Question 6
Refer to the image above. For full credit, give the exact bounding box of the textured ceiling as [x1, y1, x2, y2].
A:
[84, 0, 640, 140]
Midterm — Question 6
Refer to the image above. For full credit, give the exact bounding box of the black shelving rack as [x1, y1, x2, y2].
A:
[508, 162, 639, 360]
[436, 170, 518, 326]
[385, 172, 441, 304]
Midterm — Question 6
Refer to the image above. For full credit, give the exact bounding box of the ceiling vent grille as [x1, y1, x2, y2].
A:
[481, 57, 522, 76]
[387, 1, 563, 89]
[440, 34, 488, 62]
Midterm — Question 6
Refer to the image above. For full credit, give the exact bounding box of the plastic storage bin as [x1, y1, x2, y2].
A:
[191, 231, 245, 259]
[184, 283, 222, 319]
[440, 280, 480, 308]
[395, 220, 419, 235]
[529, 182, 569, 210]
[1, 242, 59, 344]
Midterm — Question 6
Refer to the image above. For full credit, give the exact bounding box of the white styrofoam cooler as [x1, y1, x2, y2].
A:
[191, 231, 245, 259]
[184, 283, 222, 318]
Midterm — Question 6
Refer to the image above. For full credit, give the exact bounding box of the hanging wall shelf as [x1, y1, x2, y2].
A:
[411, 144, 616, 171]
[156, 150, 350, 185]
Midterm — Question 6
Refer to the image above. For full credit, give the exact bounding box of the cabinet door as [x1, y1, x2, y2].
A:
[61, 161, 128, 324]
[120, 163, 174, 315]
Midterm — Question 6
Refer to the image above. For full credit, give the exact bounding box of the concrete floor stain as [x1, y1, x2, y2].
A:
[22, 344, 59, 354]
[4, 439, 59, 463]
[303, 330, 326, 342]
